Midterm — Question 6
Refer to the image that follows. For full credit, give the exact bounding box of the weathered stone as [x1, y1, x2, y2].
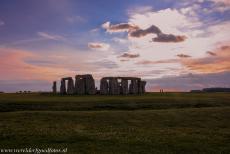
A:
[60, 79, 66, 95]
[138, 81, 146, 94]
[52, 81, 57, 93]
[58, 75, 146, 95]
[84, 74, 96, 94]
[109, 78, 120, 95]
[121, 79, 128, 94]
[75, 75, 85, 95]
[60, 77, 75, 95]
[100, 78, 109, 94]
[74, 74, 96, 95]
[100, 77, 145, 95]
[67, 78, 74, 94]
[129, 79, 139, 94]
[142, 81, 146, 93]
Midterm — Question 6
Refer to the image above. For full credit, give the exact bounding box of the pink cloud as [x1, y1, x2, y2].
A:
[102, 21, 138, 33]
[136, 59, 178, 65]
[88, 42, 110, 51]
[102, 21, 187, 43]
[211, 0, 230, 5]
[182, 45, 230, 73]
[206, 51, 217, 56]
[177, 54, 191, 58]
[0, 48, 72, 81]
[37, 32, 65, 41]
[119, 53, 140, 58]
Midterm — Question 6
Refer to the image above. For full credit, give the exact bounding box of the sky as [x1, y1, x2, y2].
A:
[0, 0, 230, 92]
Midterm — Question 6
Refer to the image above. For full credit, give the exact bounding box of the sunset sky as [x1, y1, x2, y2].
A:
[0, 0, 230, 92]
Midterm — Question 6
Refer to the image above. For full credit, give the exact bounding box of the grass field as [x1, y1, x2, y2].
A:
[0, 92, 230, 153]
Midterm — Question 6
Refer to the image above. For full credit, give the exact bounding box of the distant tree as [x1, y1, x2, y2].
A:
[190, 90, 202, 93]
[202, 88, 230, 92]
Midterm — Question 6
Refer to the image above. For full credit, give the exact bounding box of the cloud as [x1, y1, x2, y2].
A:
[128, 8, 201, 32]
[98, 7, 229, 81]
[125, 8, 229, 63]
[120, 59, 130, 62]
[119, 53, 140, 58]
[221, 45, 230, 50]
[210, 0, 230, 6]
[0, 48, 72, 80]
[0, 46, 116, 82]
[206, 51, 217, 56]
[88, 42, 110, 51]
[90, 60, 118, 69]
[37, 32, 65, 41]
[209, 0, 230, 13]
[101, 21, 110, 29]
[190, 0, 230, 13]
[153, 33, 187, 43]
[129, 25, 162, 37]
[103, 21, 187, 43]
[113, 37, 128, 44]
[128, 24, 187, 43]
[102, 21, 139, 33]
[146, 71, 230, 92]
[90, 28, 100, 33]
[136, 59, 178, 65]
[127, 6, 153, 15]
[24, 59, 58, 67]
[177, 54, 191, 58]
[182, 45, 230, 73]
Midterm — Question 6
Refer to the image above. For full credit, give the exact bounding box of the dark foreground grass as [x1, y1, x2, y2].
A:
[0, 93, 230, 153]
[0, 92, 230, 112]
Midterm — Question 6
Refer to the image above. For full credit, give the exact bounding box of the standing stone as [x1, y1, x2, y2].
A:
[100, 78, 109, 94]
[75, 75, 85, 95]
[67, 78, 74, 94]
[129, 79, 139, 94]
[140, 81, 146, 93]
[99, 77, 146, 95]
[52, 81, 57, 94]
[137, 80, 142, 94]
[57, 75, 146, 95]
[133, 79, 139, 94]
[138, 80, 145, 94]
[60, 79, 66, 95]
[85, 74, 96, 94]
[121, 79, 129, 94]
[129, 79, 134, 94]
[109, 78, 120, 95]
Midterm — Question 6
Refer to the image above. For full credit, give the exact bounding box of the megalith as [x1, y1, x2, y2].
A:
[129, 79, 139, 94]
[75, 75, 85, 94]
[67, 78, 75, 94]
[60, 79, 66, 94]
[140, 81, 146, 93]
[56, 75, 146, 95]
[52, 81, 57, 94]
[109, 78, 120, 95]
[121, 79, 129, 94]
[100, 78, 109, 94]
[85, 74, 96, 94]
[75, 74, 96, 95]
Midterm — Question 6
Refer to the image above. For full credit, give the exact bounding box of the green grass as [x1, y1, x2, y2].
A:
[0, 93, 230, 153]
